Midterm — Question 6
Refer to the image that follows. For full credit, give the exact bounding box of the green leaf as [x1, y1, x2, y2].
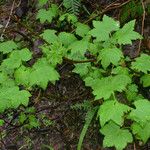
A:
[19, 48, 32, 61]
[92, 74, 131, 100]
[89, 15, 120, 41]
[112, 66, 129, 75]
[1, 51, 22, 70]
[41, 42, 67, 67]
[82, 67, 103, 86]
[1, 48, 32, 70]
[129, 99, 150, 123]
[36, 4, 58, 23]
[88, 42, 102, 55]
[58, 32, 77, 47]
[113, 20, 142, 45]
[0, 41, 18, 54]
[98, 47, 123, 69]
[68, 39, 89, 60]
[0, 119, 4, 126]
[73, 63, 90, 77]
[75, 23, 90, 37]
[41, 29, 58, 44]
[131, 121, 150, 143]
[25, 107, 36, 113]
[28, 115, 40, 128]
[38, 0, 48, 7]
[36, 9, 50, 23]
[59, 13, 78, 24]
[29, 58, 60, 89]
[99, 100, 130, 126]
[0, 72, 15, 87]
[19, 112, 26, 124]
[100, 121, 133, 150]
[0, 86, 31, 112]
[125, 84, 139, 102]
[140, 74, 150, 87]
[14, 66, 31, 87]
[132, 54, 150, 73]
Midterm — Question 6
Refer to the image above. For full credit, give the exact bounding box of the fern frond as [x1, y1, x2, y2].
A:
[77, 107, 98, 150]
[71, 100, 92, 111]
[63, 0, 81, 15]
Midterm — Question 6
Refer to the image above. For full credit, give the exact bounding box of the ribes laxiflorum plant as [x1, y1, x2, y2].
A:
[0, 1, 150, 149]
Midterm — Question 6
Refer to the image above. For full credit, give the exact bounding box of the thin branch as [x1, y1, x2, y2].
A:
[0, 0, 16, 40]
[63, 57, 96, 64]
[102, 0, 131, 14]
[84, 0, 131, 24]
[134, 143, 136, 150]
[136, 0, 146, 56]
[7, 29, 33, 44]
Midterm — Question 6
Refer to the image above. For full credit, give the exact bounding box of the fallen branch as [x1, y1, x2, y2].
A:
[0, 0, 16, 40]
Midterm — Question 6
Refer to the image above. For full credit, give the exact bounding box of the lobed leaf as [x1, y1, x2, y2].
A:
[36, 4, 58, 23]
[14, 66, 31, 87]
[131, 121, 150, 143]
[0, 86, 31, 112]
[89, 15, 120, 41]
[41, 29, 58, 44]
[68, 39, 89, 60]
[129, 99, 150, 123]
[131, 54, 150, 73]
[29, 58, 60, 89]
[92, 74, 131, 100]
[0, 72, 15, 87]
[113, 20, 142, 45]
[98, 47, 123, 69]
[58, 32, 77, 47]
[99, 100, 130, 126]
[0, 48, 32, 70]
[75, 23, 90, 37]
[0, 41, 18, 54]
[41, 42, 67, 67]
[100, 121, 133, 150]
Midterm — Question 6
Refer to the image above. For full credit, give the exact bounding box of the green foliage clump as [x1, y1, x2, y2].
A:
[36, 4, 59, 23]
[70, 15, 149, 150]
[0, 1, 150, 149]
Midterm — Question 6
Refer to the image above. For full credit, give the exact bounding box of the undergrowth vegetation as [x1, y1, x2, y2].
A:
[0, 0, 150, 150]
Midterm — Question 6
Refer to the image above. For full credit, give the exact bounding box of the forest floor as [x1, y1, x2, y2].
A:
[0, 0, 150, 150]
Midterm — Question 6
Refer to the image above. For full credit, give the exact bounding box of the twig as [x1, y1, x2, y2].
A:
[63, 57, 96, 64]
[7, 29, 33, 44]
[33, 89, 41, 104]
[134, 143, 136, 150]
[102, 0, 131, 14]
[0, 0, 16, 40]
[84, 0, 131, 24]
[104, 0, 120, 10]
[136, 0, 146, 56]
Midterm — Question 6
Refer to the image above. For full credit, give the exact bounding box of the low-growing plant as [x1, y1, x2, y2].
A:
[0, 1, 150, 150]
